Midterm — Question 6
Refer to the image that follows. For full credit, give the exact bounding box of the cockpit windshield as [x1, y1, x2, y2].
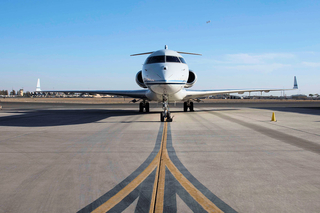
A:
[145, 56, 165, 64]
[166, 56, 180, 63]
[145, 55, 187, 64]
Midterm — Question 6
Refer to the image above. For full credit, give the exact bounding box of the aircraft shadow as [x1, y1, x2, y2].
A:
[253, 107, 320, 116]
[193, 108, 238, 113]
[0, 108, 240, 127]
[0, 109, 141, 127]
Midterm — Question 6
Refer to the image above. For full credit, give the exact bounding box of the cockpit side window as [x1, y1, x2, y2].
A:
[146, 56, 165, 64]
[166, 56, 180, 63]
[179, 57, 186, 64]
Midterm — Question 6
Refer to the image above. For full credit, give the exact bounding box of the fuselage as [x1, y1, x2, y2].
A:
[142, 49, 189, 102]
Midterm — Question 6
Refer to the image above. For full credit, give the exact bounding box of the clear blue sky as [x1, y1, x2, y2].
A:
[1, 0, 319, 95]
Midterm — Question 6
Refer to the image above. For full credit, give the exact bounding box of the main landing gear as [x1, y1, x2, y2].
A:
[160, 95, 173, 122]
[139, 100, 149, 112]
[183, 101, 194, 112]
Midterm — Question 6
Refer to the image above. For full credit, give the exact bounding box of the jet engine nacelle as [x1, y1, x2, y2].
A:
[184, 70, 197, 88]
[135, 70, 147, 88]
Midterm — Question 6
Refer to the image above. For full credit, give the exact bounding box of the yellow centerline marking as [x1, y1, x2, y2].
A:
[149, 123, 167, 213]
[149, 156, 160, 213]
[92, 152, 160, 213]
[164, 151, 223, 213]
[154, 123, 167, 212]
[92, 122, 224, 213]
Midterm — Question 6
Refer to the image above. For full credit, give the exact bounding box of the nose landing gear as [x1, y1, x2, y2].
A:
[160, 95, 173, 122]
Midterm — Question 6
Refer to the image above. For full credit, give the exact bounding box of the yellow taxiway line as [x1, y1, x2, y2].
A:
[92, 153, 159, 213]
[92, 122, 223, 213]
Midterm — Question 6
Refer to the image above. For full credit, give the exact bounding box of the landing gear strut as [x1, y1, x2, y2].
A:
[160, 95, 173, 122]
[139, 100, 149, 112]
[183, 101, 194, 112]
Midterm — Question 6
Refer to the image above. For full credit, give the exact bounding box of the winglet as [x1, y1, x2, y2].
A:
[293, 76, 298, 89]
[36, 78, 41, 91]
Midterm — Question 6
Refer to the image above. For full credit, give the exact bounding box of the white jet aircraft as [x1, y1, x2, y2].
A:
[40, 45, 298, 122]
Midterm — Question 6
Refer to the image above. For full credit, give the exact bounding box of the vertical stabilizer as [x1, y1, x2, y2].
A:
[293, 76, 298, 89]
[36, 78, 41, 91]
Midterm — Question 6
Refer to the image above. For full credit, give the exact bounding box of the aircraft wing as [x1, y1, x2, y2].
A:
[184, 76, 298, 100]
[39, 90, 148, 99]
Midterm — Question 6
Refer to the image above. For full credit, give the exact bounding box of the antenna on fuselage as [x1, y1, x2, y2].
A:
[165, 45, 168, 49]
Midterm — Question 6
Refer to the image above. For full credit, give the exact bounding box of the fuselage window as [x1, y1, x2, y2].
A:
[179, 57, 186, 64]
[166, 56, 180, 63]
[146, 56, 165, 64]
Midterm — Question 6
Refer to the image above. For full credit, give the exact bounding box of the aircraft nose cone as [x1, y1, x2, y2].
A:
[159, 66, 171, 80]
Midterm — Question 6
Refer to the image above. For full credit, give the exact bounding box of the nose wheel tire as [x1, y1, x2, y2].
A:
[166, 115, 173, 122]
[166, 112, 173, 122]
[160, 112, 165, 122]
[160, 112, 173, 122]
[160, 95, 173, 122]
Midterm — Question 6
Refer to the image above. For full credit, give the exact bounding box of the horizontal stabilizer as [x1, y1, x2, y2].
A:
[177, 51, 202, 56]
[130, 52, 154, 56]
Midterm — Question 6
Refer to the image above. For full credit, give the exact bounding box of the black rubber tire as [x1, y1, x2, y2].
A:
[139, 102, 143, 112]
[145, 102, 150, 112]
[166, 112, 172, 122]
[190, 102, 194, 112]
[183, 102, 188, 112]
[160, 112, 164, 122]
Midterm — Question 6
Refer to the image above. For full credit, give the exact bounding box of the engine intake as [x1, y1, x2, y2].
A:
[184, 70, 197, 88]
[135, 71, 147, 88]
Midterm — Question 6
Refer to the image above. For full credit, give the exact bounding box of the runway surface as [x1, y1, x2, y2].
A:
[0, 101, 320, 212]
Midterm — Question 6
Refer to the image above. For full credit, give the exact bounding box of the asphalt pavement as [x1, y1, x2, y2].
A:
[0, 101, 319, 212]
